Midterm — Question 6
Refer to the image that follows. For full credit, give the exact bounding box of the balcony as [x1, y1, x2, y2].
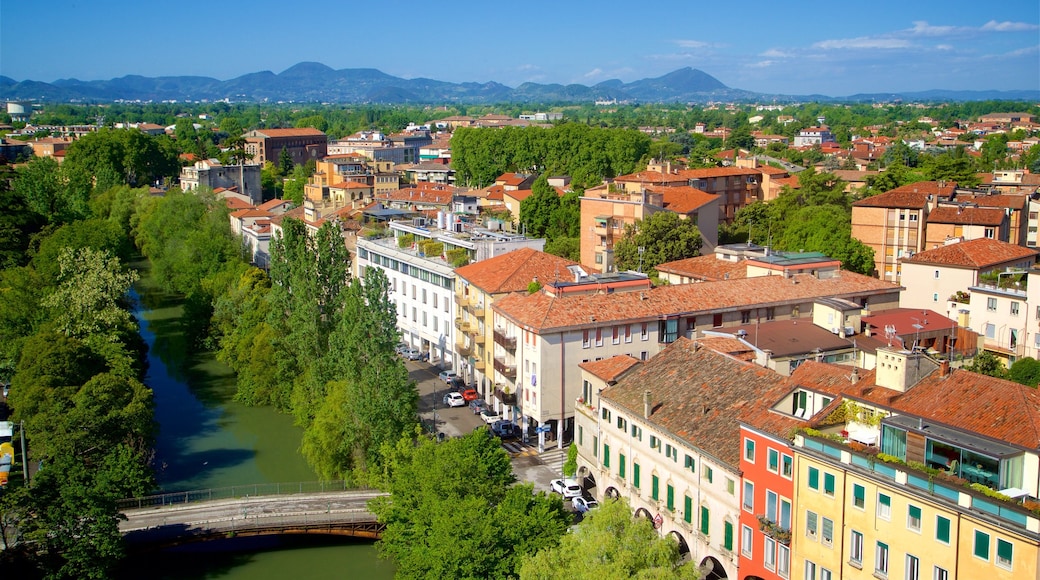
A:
[455, 340, 472, 358]
[473, 359, 486, 371]
[467, 303, 485, 317]
[493, 357, 517, 379]
[493, 329, 517, 350]
[457, 294, 477, 308]
[495, 386, 518, 405]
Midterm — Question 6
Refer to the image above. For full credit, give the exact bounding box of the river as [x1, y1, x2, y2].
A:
[117, 271, 395, 579]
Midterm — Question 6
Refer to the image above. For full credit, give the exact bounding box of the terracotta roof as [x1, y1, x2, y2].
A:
[861, 307, 957, 337]
[696, 336, 757, 362]
[602, 338, 790, 468]
[249, 128, 326, 138]
[455, 248, 578, 294]
[505, 188, 535, 202]
[903, 238, 1038, 269]
[926, 206, 1005, 226]
[614, 170, 679, 184]
[224, 197, 254, 210]
[648, 185, 718, 214]
[958, 193, 1027, 210]
[655, 255, 747, 281]
[578, 355, 642, 383]
[494, 271, 899, 333]
[496, 173, 529, 186]
[677, 167, 761, 179]
[230, 208, 273, 219]
[258, 198, 292, 211]
[268, 206, 306, 227]
[853, 181, 956, 209]
[791, 361, 1040, 451]
[726, 319, 853, 358]
[379, 187, 453, 205]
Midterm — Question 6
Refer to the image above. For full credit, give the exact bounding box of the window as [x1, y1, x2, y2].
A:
[906, 554, 919, 580]
[664, 443, 678, 462]
[768, 449, 779, 472]
[935, 516, 950, 544]
[633, 462, 640, 488]
[764, 536, 777, 570]
[805, 561, 816, 580]
[824, 473, 836, 496]
[741, 524, 753, 557]
[850, 530, 864, 566]
[780, 499, 791, 530]
[933, 567, 948, 580]
[987, 297, 998, 312]
[781, 454, 793, 478]
[595, 328, 603, 347]
[907, 505, 921, 532]
[743, 481, 754, 511]
[741, 310, 751, 324]
[704, 465, 714, 483]
[666, 484, 675, 511]
[625, 325, 632, 343]
[603, 443, 610, 468]
[684, 495, 692, 524]
[820, 569, 832, 580]
[808, 467, 820, 490]
[593, 436, 598, 457]
[684, 454, 695, 472]
[933, 293, 938, 302]
[997, 538, 1013, 570]
[1011, 302, 1020, 316]
[651, 475, 660, 500]
[778, 544, 790, 578]
[727, 478, 735, 495]
[578, 426, 583, 445]
[601, 407, 611, 421]
[745, 438, 756, 462]
[582, 330, 590, 348]
[821, 517, 833, 547]
[700, 506, 710, 535]
[724, 521, 734, 551]
[618, 453, 626, 479]
[806, 510, 818, 539]
[616, 416, 626, 430]
[641, 322, 649, 340]
[631, 424, 642, 440]
[766, 491, 778, 521]
[877, 493, 891, 520]
[986, 323, 996, 339]
[973, 530, 989, 560]
[875, 541, 889, 577]
[933, 270, 940, 279]
[853, 484, 865, 509]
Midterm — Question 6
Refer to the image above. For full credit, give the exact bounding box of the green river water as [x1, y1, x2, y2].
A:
[117, 274, 395, 579]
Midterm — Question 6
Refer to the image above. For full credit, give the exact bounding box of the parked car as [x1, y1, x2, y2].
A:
[402, 348, 422, 361]
[469, 399, 488, 415]
[549, 478, 582, 499]
[448, 377, 467, 391]
[438, 371, 458, 384]
[461, 388, 479, 402]
[490, 420, 521, 440]
[443, 392, 466, 408]
[572, 496, 599, 513]
[479, 409, 502, 425]
[395, 343, 409, 355]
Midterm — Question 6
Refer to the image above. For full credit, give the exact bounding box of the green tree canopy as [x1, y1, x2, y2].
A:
[966, 350, 1009, 380]
[1009, 357, 1040, 387]
[519, 497, 699, 580]
[519, 176, 560, 237]
[613, 211, 702, 274]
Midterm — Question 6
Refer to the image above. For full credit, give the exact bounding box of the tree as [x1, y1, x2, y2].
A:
[12, 156, 89, 224]
[1009, 357, 1040, 387]
[518, 497, 699, 580]
[278, 146, 294, 175]
[371, 429, 570, 579]
[965, 350, 1009, 380]
[614, 211, 702, 274]
[519, 176, 560, 237]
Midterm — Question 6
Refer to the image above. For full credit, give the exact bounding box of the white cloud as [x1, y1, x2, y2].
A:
[813, 37, 912, 50]
[675, 39, 710, 48]
[583, 68, 604, 79]
[909, 21, 958, 36]
[747, 60, 775, 69]
[760, 48, 792, 58]
[1006, 45, 1040, 56]
[517, 64, 540, 71]
[935, 44, 954, 51]
[981, 20, 1039, 32]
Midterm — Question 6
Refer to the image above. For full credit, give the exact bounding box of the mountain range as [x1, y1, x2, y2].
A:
[1, 63, 1037, 104]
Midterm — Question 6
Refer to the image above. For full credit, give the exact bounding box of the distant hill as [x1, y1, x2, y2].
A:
[2, 64, 1037, 104]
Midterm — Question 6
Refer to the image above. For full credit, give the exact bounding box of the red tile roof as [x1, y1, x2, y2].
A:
[578, 355, 642, 383]
[258, 198, 292, 211]
[455, 248, 578, 294]
[926, 205, 1005, 226]
[224, 197, 255, 210]
[494, 271, 899, 333]
[903, 238, 1038, 269]
[648, 185, 718, 214]
[853, 181, 956, 209]
[251, 128, 326, 138]
[656, 255, 747, 281]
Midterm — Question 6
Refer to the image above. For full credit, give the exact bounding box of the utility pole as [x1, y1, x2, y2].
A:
[19, 420, 28, 483]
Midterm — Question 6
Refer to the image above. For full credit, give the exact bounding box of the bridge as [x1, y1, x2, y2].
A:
[118, 481, 387, 547]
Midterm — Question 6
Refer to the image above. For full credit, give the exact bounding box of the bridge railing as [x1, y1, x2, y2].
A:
[117, 480, 370, 511]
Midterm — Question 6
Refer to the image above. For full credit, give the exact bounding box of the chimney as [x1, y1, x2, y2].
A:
[643, 390, 652, 419]
[940, 359, 950, 376]
[851, 367, 859, 383]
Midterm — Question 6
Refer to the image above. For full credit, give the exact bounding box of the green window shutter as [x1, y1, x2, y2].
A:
[706, 466, 713, 483]
[667, 484, 675, 511]
[633, 463, 641, 488]
[684, 495, 693, 523]
[593, 435, 598, 457]
[619, 453, 626, 479]
[652, 475, 660, 500]
[824, 473, 835, 495]
[603, 443, 610, 468]
[700, 506, 710, 535]
[853, 484, 865, 507]
[768, 449, 778, 471]
[724, 521, 734, 550]
[974, 530, 990, 560]
[879, 493, 890, 507]
[808, 467, 820, 490]
[997, 539, 1013, 565]
[936, 516, 951, 543]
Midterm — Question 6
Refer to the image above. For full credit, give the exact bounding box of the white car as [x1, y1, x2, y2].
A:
[437, 371, 459, 384]
[443, 392, 466, 408]
[549, 478, 582, 499]
[479, 409, 502, 424]
[572, 496, 599, 513]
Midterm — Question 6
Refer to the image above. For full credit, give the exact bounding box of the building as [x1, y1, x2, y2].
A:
[243, 128, 327, 167]
[793, 127, 836, 148]
[180, 159, 263, 204]
[453, 249, 579, 412]
[492, 270, 901, 443]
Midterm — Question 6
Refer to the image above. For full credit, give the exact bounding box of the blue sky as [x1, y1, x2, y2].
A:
[2, 0, 1037, 96]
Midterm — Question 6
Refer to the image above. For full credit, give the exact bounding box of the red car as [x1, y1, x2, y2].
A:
[461, 388, 479, 402]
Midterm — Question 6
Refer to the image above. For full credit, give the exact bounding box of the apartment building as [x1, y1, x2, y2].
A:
[243, 127, 327, 166]
[573, 339, 792, 580]
[492, 270, 901, 443]
[180, 159, 263, 204]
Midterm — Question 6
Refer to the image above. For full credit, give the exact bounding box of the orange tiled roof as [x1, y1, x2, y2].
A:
[677, 167, 762, 179]
[903, 238, 1038, 269]
[852, 181, 956, 209]
[578, 355, 642, 383]
[493, 271, 899, 332]
[258, 198, 292, 211]
[230, 208, 273, 219]
[455, 248, 578, 294]
[603, 338, 791, 467]
[696, 336, 757, 362]
[648, 185, 718, 214]
[224, 197, 254, 210]
[926, 206, 1005, 226]
[250, 128, 326, 138]
[655, 255, 747, 281]
[614, 170, 678, 184]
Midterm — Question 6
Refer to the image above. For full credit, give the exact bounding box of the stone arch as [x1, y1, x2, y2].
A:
[668, 530, 691, 558]
[699, 556, 728, 580]
[604, 486, 621, 499]
[634, 507, 654, 522]
[582, 470, 597, 494]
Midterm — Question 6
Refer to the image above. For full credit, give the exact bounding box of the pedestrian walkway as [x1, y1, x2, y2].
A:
[502, 440, 538, 457]
[539, 445, 568, 475]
